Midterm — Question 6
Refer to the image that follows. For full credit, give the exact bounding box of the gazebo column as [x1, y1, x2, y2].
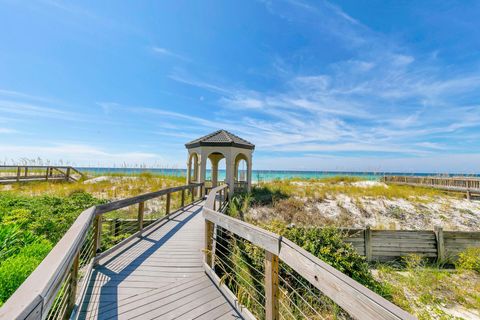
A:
[247, 156, 252, 191]
[208, 153, 224, 188]
[234, 158, 239, 182]
[186, 160, 191, 185]
[211, 160, 219, 187]
[225, 154, 235, 196]
[198, 153, 207, 197]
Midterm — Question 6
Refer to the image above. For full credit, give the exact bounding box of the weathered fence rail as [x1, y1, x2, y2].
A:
[344, 227, 480, 262]
[382, 175, 480, 199]
[203, 185, 414, 320]
[0, 165, 83, 183]
[0, 182, 204, 320]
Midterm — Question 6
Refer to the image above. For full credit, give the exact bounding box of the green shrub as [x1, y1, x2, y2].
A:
[456, 247, 480, 272]
[0, 240, 52, 305]
[0, 191, 104, 243]
[261, 221, 391, 297]
[0, 225, 39, 261]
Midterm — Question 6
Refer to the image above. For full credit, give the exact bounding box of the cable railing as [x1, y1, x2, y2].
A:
[203, 185, 415, 320]
[0, 182, 204, 320]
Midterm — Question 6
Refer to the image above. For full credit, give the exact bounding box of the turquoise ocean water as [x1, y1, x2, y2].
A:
[78, 168, 479, 182]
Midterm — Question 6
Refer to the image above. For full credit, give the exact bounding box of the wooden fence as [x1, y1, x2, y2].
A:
[344, 226, 480, 262]
[382, 175, 480, 199]
[103, 219, 480, 263]
[0, 165, 83, 183]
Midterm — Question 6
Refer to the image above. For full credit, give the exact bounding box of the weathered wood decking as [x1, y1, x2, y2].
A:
[79, 202, 242, 320]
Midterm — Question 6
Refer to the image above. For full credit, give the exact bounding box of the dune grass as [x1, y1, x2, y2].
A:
[375, 255, 480, 319]
[4, 172, 185, 199]
[257, 176, 455, 202]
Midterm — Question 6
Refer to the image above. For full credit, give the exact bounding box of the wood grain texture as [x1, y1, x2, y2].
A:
[78, 203, 241, 320]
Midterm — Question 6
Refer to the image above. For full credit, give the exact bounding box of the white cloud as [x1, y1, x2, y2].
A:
[0, 128, 17, 134]
[0, 143, 164, 167]
[152, 47, 190, 61]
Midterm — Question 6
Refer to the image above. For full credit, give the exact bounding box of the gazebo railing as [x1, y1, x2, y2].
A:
[0, 182, 204, 320]
[203, 185, 414, 320]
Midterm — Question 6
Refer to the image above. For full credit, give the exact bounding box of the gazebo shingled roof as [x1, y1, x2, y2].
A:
[185, 130, 255, 150]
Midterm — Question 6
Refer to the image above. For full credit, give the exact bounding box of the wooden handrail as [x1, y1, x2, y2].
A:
[0, 182, 204, 320]
[0, 165, 83, 182]
[203, 186, 415, 320]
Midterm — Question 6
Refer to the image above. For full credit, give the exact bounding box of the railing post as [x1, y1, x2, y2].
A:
[265, 251, 279, 320]
[166, 192, 171, 217]
[24, 166, 28, 177]
[66, 167, 71, 181]
[93, 215, 102, 256]
[434, 225, 445, 262]
[67, 252, 80, 316]
[16, 166, 20, 182]
[45, 166, 49, 181]
[191, 186, 194, 203]
[138, 201, 145, 233]
[204, 219, 214, 266]
[181, 189, 185, 208]
[365, 225, 372, 262]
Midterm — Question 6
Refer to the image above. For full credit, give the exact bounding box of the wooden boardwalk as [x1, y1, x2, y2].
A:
[79, 202, 242, 320]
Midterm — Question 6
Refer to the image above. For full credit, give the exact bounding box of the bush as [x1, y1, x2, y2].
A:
[261, 221, 391, 297]
[0, 225, 38, 261]
[456, 247, 480, 272]
[0, 191, 104, 243]
[0, 240, 52, 305]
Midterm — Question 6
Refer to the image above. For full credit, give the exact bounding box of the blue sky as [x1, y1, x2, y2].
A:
[1, 0, 480, 173]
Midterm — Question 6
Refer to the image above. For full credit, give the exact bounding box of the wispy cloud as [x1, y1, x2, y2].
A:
[162, 0, 480, 159]
[0, 143, 163, 166]
[0, 128, 17, 134]
[152, 47, 190, 62]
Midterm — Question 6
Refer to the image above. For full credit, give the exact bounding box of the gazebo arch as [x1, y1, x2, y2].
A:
[207, 151, 226, 188]
[185, 130, 254, 195]
[186, 152, 199, 184]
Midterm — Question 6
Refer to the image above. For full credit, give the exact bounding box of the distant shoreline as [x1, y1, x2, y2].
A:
[78, 167, 480, 182]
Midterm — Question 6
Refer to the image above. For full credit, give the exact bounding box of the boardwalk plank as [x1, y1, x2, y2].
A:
[79, 203, 241, 320]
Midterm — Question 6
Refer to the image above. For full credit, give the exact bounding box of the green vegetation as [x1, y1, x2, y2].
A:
[456, 247, 480, 272]
[220, 192, 391, 318]
[376, 254, 480, 319]
[228, 187, 480, 319]
[0, 191, 104, 306]
[5, 171, 185, 199]
[256, 177, 454, 202]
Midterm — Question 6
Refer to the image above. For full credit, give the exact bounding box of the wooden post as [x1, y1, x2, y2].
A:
[365, 225, 372, 262]
[191, 187, 194, 203]
[16, 166, 20, 182]
[138, 202, 145, 233]
[93, 216, 102, 256]
[114, 219, 120, 237]
[434, 226, 445, 262]
[45, 166, 49, 181]
[166, 193, 171, 217]
[24, 166, 28, 177]
[67, 252, 80, 316]
[65, 167, 71, 181]
[265, 251, 280, 320]
[204, 220, 214, 266]
[181, 189, 185, 208]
